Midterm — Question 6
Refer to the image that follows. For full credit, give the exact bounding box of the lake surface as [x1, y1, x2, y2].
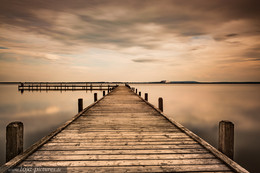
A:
[0, 84, 259, 172]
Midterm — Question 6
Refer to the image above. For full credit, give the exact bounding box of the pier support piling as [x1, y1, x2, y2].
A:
[78, 98, 83, 113]
[145, 93, 148, 101]
[158, 97, 163, 112]
[218, 121, 234, 159]
[6, 122, 23, 162]
[94, 93, 97, 102]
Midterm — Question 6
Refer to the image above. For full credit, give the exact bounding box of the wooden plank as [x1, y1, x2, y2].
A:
[64, 165, 232, 172]
[52, 136, 190, 140]
[54, 132, 187, 136]
[48, 138, 193, 143]
[44, 141, 197, 146]
[27, 149, 210, 155]
[19, 158, 223, 167]
[26, 153, 216, 160]
[53, 136, 190, 140]
[38, 144, 203, 150]
[61, 129, 181, 132]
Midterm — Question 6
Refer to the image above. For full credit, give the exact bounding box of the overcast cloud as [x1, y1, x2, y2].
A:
[0, 0, 259, 81]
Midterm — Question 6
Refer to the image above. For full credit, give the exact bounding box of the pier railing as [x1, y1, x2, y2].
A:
[18, 82, 118, 93]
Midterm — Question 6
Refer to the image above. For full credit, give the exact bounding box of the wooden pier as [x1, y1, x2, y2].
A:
[18, 82, 118, 93]
[1, 86, 248, 172]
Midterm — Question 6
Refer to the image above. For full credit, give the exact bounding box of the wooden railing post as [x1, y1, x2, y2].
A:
[139, 92, 141, 96]
[6, 122, 23, 162]
[78, 98, 83, 113]
[103, 91, 105, 96]
[94, 93, 97, 102]
[158, 97, 163, 112]
[145, 93, 148, 101]
[218, 121, 234, 159]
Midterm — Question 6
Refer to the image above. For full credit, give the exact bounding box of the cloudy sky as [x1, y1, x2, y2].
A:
[0, 0, 259, 82]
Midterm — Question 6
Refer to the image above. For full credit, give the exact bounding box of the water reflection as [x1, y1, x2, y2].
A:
[131, 84, 260, 172]
[0, 85, 104, 165]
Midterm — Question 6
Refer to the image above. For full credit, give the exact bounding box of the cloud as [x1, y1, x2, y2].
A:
[243, 45, 260, 61]
[0, 0, 260, 81]
[132, 58, 160, 63]
[226, 33, 239, 37]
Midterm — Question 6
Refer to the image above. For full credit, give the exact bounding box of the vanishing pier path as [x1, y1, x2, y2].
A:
[1, 86, 248, 172]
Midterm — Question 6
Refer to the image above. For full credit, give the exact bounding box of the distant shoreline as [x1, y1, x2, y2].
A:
[1, 81, 260, 85]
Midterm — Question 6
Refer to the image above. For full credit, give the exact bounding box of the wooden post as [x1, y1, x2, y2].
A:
[218, 121, 234, 159]
[139, 92, 141, 96]
[158, 97, 163, 112]
[78, 98, 83, 113]
[94, 93, 97, 102]
[6, 122, 23, 162]
[145, 93, 148, 101]
[136, 89, 138, 94]
[103, 91, 105, 96]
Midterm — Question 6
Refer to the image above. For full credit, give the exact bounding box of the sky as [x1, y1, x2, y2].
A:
[0, 0, 260, 82]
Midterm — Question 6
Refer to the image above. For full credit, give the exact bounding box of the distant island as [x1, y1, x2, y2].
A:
[128, 80, 260, 84]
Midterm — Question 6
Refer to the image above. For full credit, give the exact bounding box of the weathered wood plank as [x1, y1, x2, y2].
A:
[48, 138, 193, 143]
[19, 158, 223, 167]
[26, 153, 216, 160]
[38, 144, 203, 150]
[44, 141, 197, 146]
[54, 132, 187, 136]
[28, 149, 210, 155]
[62, 129, 181, 132]
[64, 165, 232, 173]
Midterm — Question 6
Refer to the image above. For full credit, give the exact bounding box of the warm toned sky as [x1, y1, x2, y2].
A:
[0, 0, 259, 82]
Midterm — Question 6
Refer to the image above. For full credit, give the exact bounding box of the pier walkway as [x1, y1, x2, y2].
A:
[1, 86, 248, 172]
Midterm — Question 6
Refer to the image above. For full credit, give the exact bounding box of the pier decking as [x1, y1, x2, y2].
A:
[1, 86, 248, 172]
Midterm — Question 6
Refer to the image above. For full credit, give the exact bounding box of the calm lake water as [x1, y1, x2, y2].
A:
[0, 84, 260, 172]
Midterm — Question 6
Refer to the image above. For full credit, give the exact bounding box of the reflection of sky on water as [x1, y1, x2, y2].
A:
[0, 85, 103, 165]
[132, 84, 260, 172]
[0, 84, 259, 172]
